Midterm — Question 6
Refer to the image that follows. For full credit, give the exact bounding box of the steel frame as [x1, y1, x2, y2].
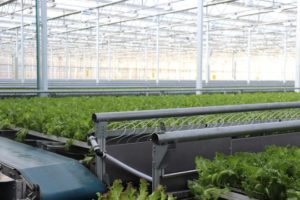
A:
[92, 101, 300, 191]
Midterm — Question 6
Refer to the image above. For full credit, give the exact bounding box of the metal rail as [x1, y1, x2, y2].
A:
[0, 87, 297, 98]
[92, 101, 300, 191]
[93, 102, 300, 122]
[152, 119, 300, 144]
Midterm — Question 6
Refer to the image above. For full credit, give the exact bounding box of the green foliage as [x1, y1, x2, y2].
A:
[190, 146, 300, 200]
[64, 139, 74, 151]
[15, 128, 28, 142]
[0, 119, 12, 130]
[0, 93, 300, 140]
[97, 180, 175, 200]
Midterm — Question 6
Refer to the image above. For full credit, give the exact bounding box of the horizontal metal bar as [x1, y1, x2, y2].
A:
[0, 87, 296, 93]
[105, 154, 153, 182]
[93, 102, 300, 122]
[152, 119, 300, 145]
[0, 0, 16, 7]
[162, 170, 197, 179]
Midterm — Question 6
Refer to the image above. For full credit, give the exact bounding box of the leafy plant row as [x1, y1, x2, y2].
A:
[1, 93, 300, 140]
[189, 146, 300, 200]
[98, 179, 174, 200]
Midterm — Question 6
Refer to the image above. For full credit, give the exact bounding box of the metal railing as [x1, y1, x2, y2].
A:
[92, 102, 300, 190]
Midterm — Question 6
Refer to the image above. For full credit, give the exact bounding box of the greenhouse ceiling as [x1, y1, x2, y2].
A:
[0, 0, 297, 55]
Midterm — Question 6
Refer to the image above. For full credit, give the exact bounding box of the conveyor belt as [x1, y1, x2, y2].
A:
[0, 137, 105, 200]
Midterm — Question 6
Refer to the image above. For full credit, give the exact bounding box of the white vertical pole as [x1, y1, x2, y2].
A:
[40, 0, 48, 91]
[68, 51, 71, 79]
[232, 51, 236, 80]
[205, 19, 210, 84]
[247, 28, 251, 85]
[156, 17, 160, 85]
[196, 0, 204, 94]
[15, 29, 18, 80]
[177, 44, 180, 81]
[296, 0, 300, 92]
[66, 33, 70, 79]
[144, 35, 149, 81]
[283, 30, 287, 84]
[21, 0, 25, 83]
[7, 53, 10, 78]
[50, 47, 53, 79]
[96, 8, 100, 84]
[108, 37, 112, 81]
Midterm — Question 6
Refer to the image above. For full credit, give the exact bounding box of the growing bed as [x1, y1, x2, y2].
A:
[1, 92, 300, 140]
[2, 92, 300, 200]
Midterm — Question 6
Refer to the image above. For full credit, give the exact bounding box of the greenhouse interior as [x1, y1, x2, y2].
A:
[3, 0, 300, 200]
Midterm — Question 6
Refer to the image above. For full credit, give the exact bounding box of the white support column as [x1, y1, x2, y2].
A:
[144, 35, 149, 81]
[176, 44, 181, 81]
[108, 37, 112, 81]
[196, 0, 204, 94]
[65, 32, 70, 79]
[296, 0, 300, 92]
[40, 0, 48, 92]
[68, 51, 71, 79]
[283, 29, 288, 84]
[96, 8, 100, 84]
[7, 53, 10, 78]
[155, 17, 160, 85]
[205, 20, 210, 84]
[50, 47, 53, 78]
[15, 29, 18, 80]
[20, 0, 25, 82]
[232, 51, 236, 80]
[247, 28, 252, 85]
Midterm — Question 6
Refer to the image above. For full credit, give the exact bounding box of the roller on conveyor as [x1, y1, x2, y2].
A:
[0, 137, 105, 200]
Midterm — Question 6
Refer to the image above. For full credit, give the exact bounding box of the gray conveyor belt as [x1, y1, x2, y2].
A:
[0, 137, 105, 200]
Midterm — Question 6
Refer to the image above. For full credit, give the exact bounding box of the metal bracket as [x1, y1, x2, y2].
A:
[152, 143, 176, 191]
[95, 121, 108, 185]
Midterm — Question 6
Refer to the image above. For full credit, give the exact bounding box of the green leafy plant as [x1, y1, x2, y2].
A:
[97, 180, 175, 200]
[64, 139, 74, 151]
[0, 119, 12, 130]
[15, 128, 28, 142]
[189, 146, 300, 200]
[1, 93, 300, 140]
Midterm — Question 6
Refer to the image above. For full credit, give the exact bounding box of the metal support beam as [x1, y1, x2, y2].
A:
[205, 17, 210, 84]
[156, 17, 160, 85]
[95, 122, 108, 184]
[152, 144, 170, 191]
[108, 37, 112, 81]
[176, 44, 181, 81]
[40, 0, 48, 92]
[65, 31, 70, 80]
[144, 35, 149, 82]
[36, 0, 48, 94]
[15, 29, 18, 80]
[196, 0, 204, 94]
[96, 8, 100, 84]
[247, 28, 251, 85]
[296, 0, 300, 92]
[283, 29, 288, 84]
[232, 51, 236, 80]
[20, 0, 25, 83]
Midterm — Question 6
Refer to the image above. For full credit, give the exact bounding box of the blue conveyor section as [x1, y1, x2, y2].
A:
[0, 137, 105, 200]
